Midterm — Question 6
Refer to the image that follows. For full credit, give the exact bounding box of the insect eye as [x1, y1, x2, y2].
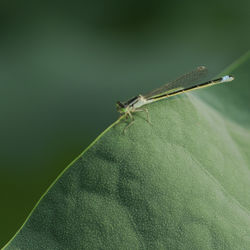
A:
[116, 101, 124, 108]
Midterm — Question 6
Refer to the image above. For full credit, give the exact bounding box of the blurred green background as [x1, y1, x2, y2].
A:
[0, 0, 249, 247]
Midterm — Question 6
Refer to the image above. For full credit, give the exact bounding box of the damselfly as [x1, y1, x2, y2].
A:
[116, 66, 234, 131]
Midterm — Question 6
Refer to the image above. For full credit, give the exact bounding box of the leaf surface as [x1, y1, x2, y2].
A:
[4, 52, 250, 249]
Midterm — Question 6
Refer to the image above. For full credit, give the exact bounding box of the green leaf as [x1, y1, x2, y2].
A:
[4, 52, 250, 249]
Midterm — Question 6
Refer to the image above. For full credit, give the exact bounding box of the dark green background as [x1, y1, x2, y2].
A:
[0, 0, 249, 247]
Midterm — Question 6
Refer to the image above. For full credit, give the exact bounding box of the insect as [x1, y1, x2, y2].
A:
[116, 66, 234, 132]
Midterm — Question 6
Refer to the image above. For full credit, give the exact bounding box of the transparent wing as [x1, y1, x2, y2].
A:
[144, 66, 208, 99]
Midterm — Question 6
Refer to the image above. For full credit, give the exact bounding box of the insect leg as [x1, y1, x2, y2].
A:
[122, 111, 135, 133]
[133, 108, 152, 124]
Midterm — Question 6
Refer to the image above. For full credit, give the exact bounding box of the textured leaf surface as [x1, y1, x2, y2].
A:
[4, 52, 250, 250]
